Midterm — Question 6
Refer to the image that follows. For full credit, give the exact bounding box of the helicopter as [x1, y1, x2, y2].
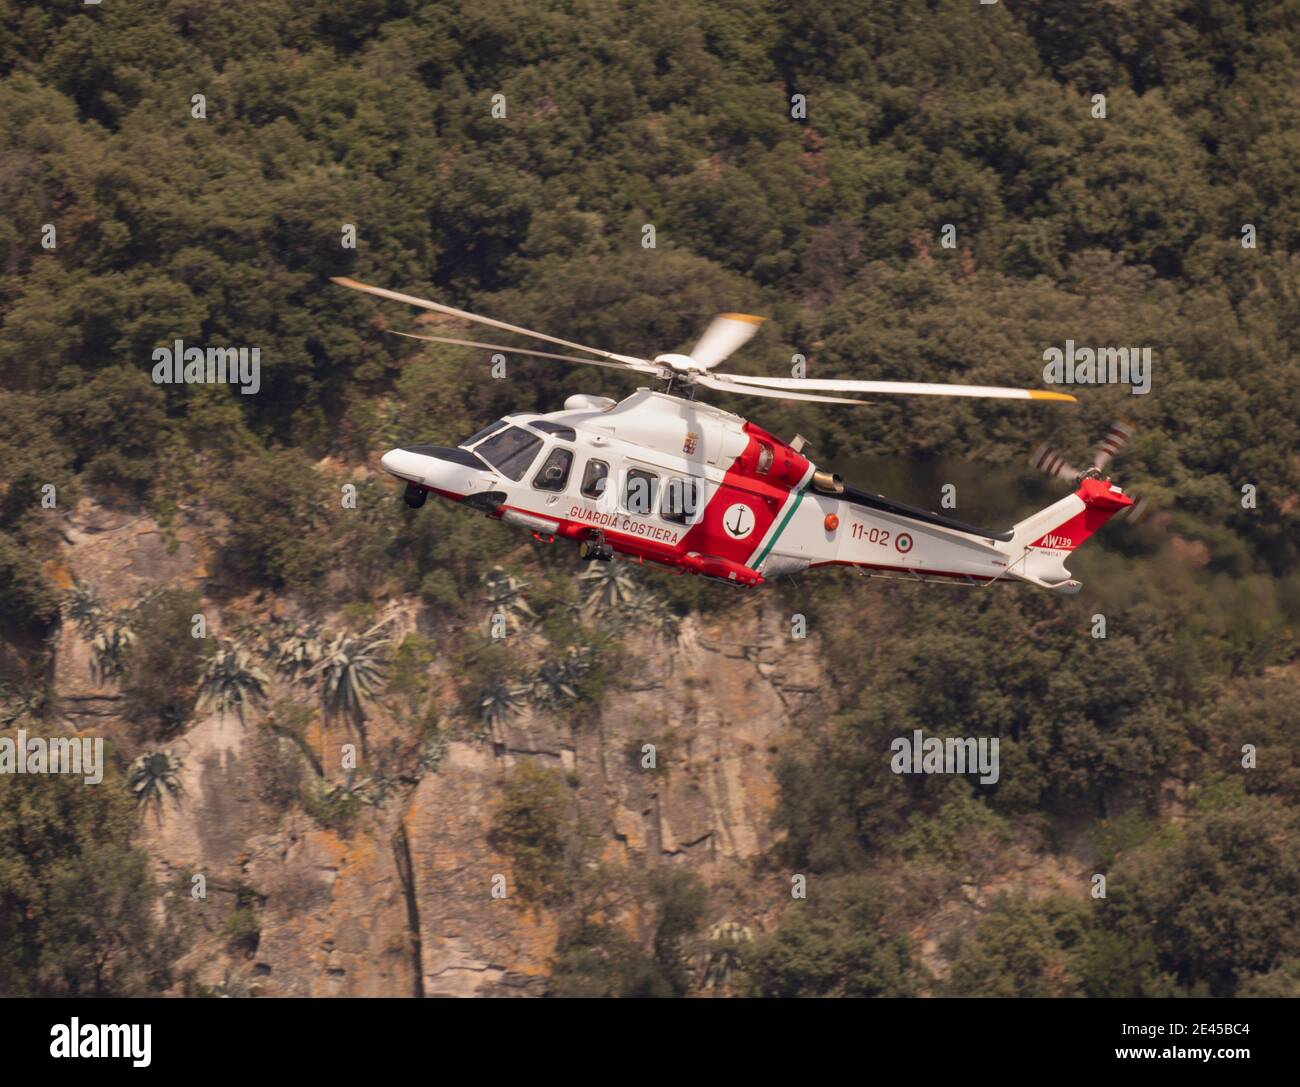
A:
[334, 277, 1135, 593]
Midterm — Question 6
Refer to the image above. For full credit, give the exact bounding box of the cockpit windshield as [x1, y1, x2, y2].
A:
[475, 426, 544, 481]
[460, 418, 508, 448]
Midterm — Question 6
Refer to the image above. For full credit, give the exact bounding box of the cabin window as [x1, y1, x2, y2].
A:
[580, 459, 609, 498]
[475, 426, 543, 481]
[624, 468, 658, 515]
[532, 447, 574, 492]
[756, 441, 774, 475]
[661, 477, 700, 525]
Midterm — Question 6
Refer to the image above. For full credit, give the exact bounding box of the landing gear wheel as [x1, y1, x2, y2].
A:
[404, 483, 427, 509]
[580, 534, 613, 562]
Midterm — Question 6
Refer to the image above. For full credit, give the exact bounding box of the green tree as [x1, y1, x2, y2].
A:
[549, 923, 665, 998]
[208, 449, 331, 592]
[121, 588, 209, 737]
[0, 764, 179, 995]
[742, 876, 922, 997]
[1097, 794, 1300, 996]
[945, 895, 1090, 998]
[487, 761, 574, 906]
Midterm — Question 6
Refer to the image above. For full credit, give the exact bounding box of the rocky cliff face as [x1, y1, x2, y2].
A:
[39, 494, 1100, 996]
[44, 496, 833, 997]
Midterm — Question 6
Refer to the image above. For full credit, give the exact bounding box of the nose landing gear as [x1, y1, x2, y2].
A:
[404, 483, 428, 509]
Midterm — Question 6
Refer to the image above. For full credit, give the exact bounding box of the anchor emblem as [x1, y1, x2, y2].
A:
[721, 503, 755, 540]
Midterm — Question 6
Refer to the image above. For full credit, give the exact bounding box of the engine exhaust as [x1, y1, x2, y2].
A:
[811, 470, 843, 495]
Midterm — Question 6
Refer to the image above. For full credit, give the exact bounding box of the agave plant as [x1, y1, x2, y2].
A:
[197, 642, 270, 723]
[629, 593, 680, 642]
[478, 676, 528, 728]
[417, 730, 448, 774]
[311, 622, 390, 730]
[482, 566, 538, 635]
[64, 579, 106, 637]
[578, 560, 642, 617]
[698, 921, 754, 992]
[532, 645, 594, 707]
[270, 624, 325, 685]
[323, 767, 378, 807]
[128, 750, 183, 814]
[90, 619, 135, 684]
[532, 658, 578, 707]
[308, 768, 380, 822]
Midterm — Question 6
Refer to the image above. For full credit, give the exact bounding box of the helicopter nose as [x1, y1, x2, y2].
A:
[380, 448, 430, 482]
[381, 445, 496, 498]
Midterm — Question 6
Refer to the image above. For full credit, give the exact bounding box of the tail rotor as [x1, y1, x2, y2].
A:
[1029, 419, 1150, 522]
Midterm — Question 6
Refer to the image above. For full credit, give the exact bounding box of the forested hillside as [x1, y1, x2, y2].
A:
[2, 0, 1298, 997]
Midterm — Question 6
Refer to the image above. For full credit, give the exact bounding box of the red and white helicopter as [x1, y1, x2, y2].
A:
[335, 278, 1136, 593]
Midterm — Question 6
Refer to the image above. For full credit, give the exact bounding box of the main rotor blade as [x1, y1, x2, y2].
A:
[696, 374, 868, 404]
[332, 277, 655, 369]
[715, 373, 1077, 402]
[688, 313, 765, 370]
[389, 330, 663, 375]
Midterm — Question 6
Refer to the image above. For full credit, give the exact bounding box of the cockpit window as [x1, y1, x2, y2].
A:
[475, 426, 543, 481]
[460, 418, 508, 448]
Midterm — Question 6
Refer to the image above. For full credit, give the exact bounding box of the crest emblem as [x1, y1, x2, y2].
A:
[682, 431, 699, 455]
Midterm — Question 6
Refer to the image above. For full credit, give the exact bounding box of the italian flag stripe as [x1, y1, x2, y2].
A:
[750, 463, 815, 569]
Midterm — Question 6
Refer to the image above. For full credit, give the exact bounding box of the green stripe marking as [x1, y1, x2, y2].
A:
[753, 484, 807, 568]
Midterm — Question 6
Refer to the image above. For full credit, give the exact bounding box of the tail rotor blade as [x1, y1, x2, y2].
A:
[1094, 420, 1136, 471]
[1117, 494, 1151, 523]
[1030, 445, 1080, 481]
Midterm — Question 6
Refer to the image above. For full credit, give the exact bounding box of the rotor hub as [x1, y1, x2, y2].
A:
[653, 353, 703, 376]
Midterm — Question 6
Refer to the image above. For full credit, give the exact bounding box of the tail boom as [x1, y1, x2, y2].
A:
[763, 476, 1133, 593]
